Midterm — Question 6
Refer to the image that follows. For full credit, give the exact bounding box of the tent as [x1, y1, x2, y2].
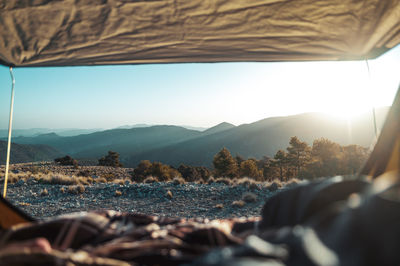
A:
[0, 0, 399, 240]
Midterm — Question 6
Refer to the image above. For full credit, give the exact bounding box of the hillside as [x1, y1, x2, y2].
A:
[8, 108, 389, 167]
[11, 125, 202, 159]
[0, 141, 62, 164]
[125, 110, 388, 167]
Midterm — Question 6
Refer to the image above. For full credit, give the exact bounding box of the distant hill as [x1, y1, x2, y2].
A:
[11, 125, 202, 160]
[0, 128, 102, 138]
[125, 109, 389, 167]
[0, 141, 62, 164]
[202, 122, 236, 135]
[8, 108, 389, 167]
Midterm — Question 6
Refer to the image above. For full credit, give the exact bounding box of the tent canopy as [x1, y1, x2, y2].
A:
[1, 0, 400, 67]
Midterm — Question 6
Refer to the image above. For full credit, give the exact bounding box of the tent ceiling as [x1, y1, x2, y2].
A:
[0, 0, 400, 67]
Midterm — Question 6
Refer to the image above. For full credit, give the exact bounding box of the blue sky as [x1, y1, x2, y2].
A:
[0, 45, 399, 129]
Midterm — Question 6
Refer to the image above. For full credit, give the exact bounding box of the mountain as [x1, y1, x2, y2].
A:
[125, 109, 389, 167]
[10, 125, 202, 160]
[0, 128, 102, 138]
[203, 122, 236, 135]
[8, 108, 389, 167]
[0, 141, 62, 164]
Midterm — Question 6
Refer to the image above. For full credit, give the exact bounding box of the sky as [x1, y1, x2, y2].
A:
[0, 45, 399, 130]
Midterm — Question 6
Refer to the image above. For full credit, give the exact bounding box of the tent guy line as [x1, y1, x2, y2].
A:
[2, 67, 15, 198]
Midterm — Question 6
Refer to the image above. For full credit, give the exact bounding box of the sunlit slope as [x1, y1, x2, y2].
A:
[126, 109, 388, 167]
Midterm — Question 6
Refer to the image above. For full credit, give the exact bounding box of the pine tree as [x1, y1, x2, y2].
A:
[287, 136, 310, 177]
[213, 147, 238, 178]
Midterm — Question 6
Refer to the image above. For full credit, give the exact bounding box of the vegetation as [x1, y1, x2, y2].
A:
[55, 155, 78, 167]
[1, 135, 369, 188]
[212, 147, 238, 178]
[98, 151, 123, 167]
[212, 136, 369, 181]
[132, 160, 181, 182]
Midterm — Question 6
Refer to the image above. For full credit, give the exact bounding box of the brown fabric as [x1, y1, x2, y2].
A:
[361, 85, 400, 178]
[0, 196, 34, 230]
[0, 210, 259, 265]
[0, 0, 400, 67]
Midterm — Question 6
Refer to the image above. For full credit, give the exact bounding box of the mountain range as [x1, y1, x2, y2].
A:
[0, 140, 62, 165]
[4, 108, 388, 167]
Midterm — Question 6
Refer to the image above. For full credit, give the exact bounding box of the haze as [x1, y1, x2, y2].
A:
[0, 45, 399, 130]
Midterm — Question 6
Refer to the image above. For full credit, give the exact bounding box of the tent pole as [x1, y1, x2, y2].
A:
[3, 67, 16, 198]
[365, 60, 378, 139]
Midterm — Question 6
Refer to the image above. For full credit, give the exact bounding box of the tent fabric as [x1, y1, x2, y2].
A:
[0, 196, 34, 229]
[1, 0, 400, 67]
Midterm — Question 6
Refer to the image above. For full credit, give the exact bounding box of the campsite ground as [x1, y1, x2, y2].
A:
[0, 163, 293, 219]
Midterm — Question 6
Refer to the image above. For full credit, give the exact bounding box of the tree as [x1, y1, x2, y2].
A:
[303, 138, 342, 178]
[235, 154, 245, 168]
[341, 145, 369, 175]
[272, 150, 289, 181]
[98, 151, 123, 167]
[239, 159, 262, 180]
[213, 147, 238, 178]
[286, 136, 310, 177]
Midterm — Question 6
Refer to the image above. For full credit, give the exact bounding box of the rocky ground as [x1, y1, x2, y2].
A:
[1, 180, 288, 220]
[0, 162, 296, 220]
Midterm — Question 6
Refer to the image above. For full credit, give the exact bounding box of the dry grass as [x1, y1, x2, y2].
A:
[166, 190, 173, 199]
[40, 188, 49, 196]
[144, 176, 158, 183]
[214, 177, 233, 185]
[68, 184, 85, 194]
[236, 177, 259, 189]
[215, 204, 224, 209]
[232, 200, 246, 207]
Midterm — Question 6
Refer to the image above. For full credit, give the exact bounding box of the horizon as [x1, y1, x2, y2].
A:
[0, 46, 399, 129]
[0, 107, 390, 134]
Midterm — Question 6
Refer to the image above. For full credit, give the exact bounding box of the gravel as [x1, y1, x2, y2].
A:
[1, 179, 284, 220]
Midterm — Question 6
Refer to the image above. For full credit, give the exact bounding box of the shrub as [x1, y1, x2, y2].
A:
[132, 161, 181, 182]
[177, 164, 211, 182]
[242, 192, 257, 203]
[96, 177, 107, 183]
[68, 184, 85, 194]
[55, 156, 78, 167]
[60, 187, 65, 193]
[115, 190, 122, 196]
[98, 151, 123, 167]
[102, 173, 117, 182]
[215, 204, 224, 209]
